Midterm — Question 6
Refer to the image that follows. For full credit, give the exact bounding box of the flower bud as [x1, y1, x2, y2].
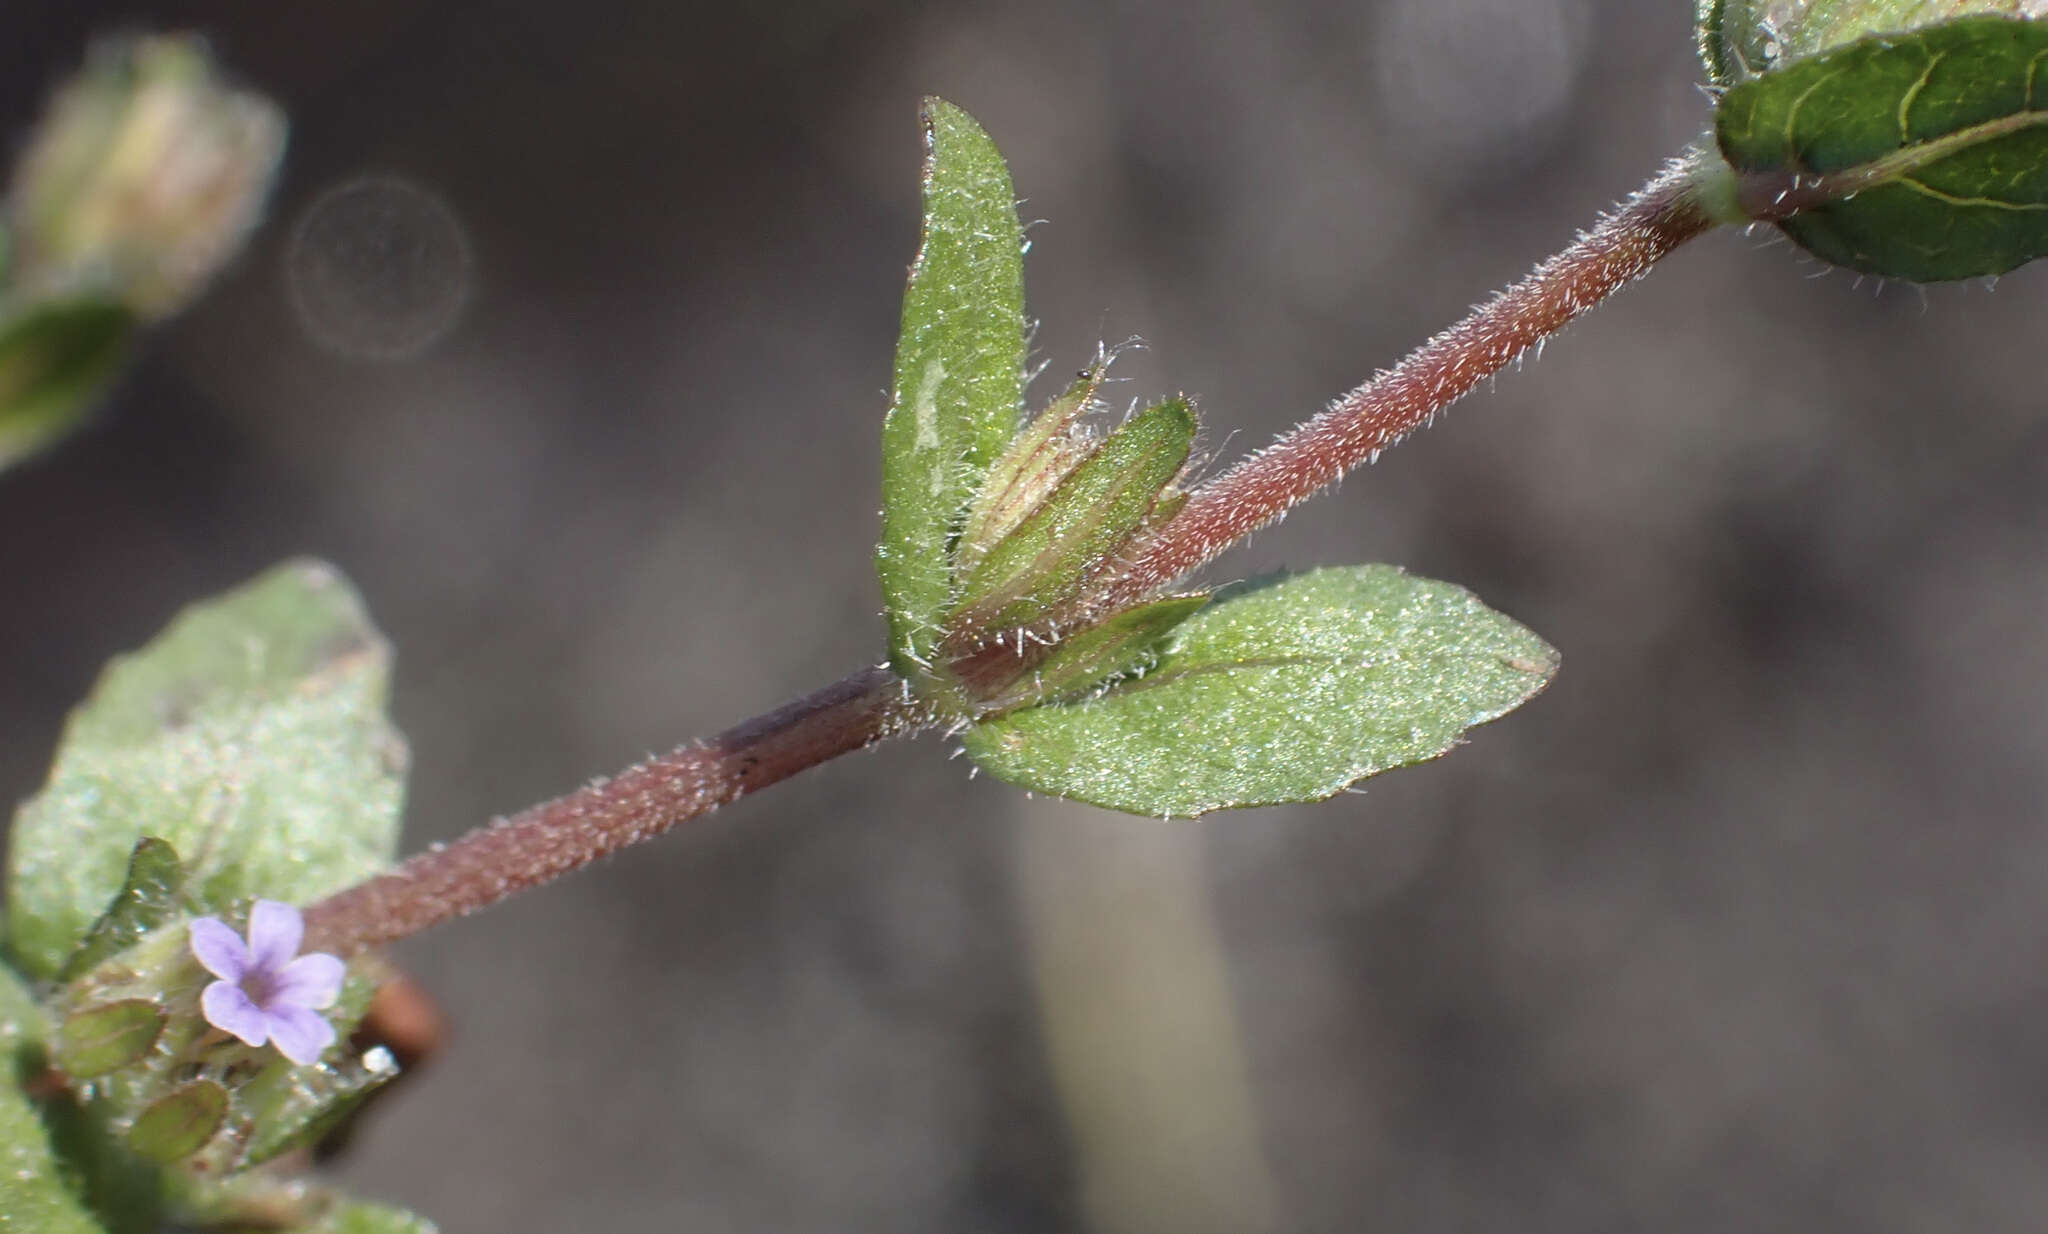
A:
[949, 397, 1195, 637]
[8, 34, 284, 318]
[1700, 0, 2048, 84]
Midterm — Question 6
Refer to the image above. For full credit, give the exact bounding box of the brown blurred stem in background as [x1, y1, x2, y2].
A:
[302, 152, 1731, 958]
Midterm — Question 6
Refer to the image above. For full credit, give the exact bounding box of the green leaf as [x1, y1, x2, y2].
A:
[235, 1036, 400, 1168]
[1716, 15, 2048, 280]
[59, 839, 185, 982]
[127, 1079, 227, 1164]
[0, 298, 135, 471]
[53, 1000, 163, 1078]
[875, 98, 1028, 679]
[952, 399, 1194, 634]
[7, 560, 408, 980]
[962, 566, 1559, 818]
[0, 963, 47, 1069]
[0, 1081, 109, 1234]
[311, 1199, 441, 1234]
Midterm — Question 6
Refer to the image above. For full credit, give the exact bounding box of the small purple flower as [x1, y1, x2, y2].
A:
[188, 900, 345, 1066]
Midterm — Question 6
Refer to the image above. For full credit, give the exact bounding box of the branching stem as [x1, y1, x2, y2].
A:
[305, 152, 1736, 952]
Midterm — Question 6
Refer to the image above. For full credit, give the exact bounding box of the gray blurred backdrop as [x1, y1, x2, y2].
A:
[7, 2, 2048, 1230]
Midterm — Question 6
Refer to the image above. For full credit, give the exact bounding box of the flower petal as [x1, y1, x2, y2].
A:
[245, 900, 303, 975]
[188, 917, 250, 982]
[272, 952, 345, 1011]
[264, 1003, 335, 1066]
[201, 980, 268, 1047]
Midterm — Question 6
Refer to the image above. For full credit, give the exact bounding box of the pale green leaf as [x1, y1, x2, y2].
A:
[0, 1081, 110, 1234]
[963, 566, 1558, 817]
[1716, 15, 2048, 280]
[312, 1200, 440, 1234]
[7, 559, 408, 980]
[875, 98, 1028, 679]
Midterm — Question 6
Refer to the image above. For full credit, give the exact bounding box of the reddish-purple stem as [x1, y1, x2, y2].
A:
[302, 668, 924, 957]
[1097, 155, 1718, 612]
[304, 157, 1729, 953]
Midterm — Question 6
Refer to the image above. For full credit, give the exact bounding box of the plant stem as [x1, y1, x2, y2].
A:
[301, 667, 925, 957]
[1098, 152, 1725, 612]
[304, 152, 1735, 955]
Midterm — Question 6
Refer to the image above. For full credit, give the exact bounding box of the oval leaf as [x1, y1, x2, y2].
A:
[54, 999, 164, 1078]
[7, 560, 408, 980]
[1716, 15, 2048, 280]
[875, 99, 1028, 679]
[962, 566, 1558, 817]
[127, 1080, 228, 1164]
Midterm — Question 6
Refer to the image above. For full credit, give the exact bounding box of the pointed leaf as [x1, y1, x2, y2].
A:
[7, 560, 408, 980]
[1716, 16, 2048, 280]
[963, 566, 1558, 817]
[59, 838, 185, 982]
[0, 1081, 109, 1234]
[0, 298, 135, 471]
[876, 99, 1028, 678]
[953, 399, 1194, 634]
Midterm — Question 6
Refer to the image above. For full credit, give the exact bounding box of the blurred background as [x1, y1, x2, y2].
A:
[7, 1, 2048, 1230]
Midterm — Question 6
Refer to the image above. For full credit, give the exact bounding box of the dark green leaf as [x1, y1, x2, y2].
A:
[0, 1080, 109, 1234]
[0, 298, 134, 471]
[53, 1000, 163, 1078]
[7, 560, 408, 980]
[126, 1080, 227, 1164]
[1716, 15, 2048, 280]
[876, 99, 1028, 679]
[952, 399, 1194, 634]
[963, 566, 1558, 817]
[59, 838, 185, 982]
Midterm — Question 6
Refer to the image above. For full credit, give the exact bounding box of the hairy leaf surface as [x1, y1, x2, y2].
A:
[7, 560, 407, 980]
[963, 566, 1557, 817]
[876, 99, 1027, 678]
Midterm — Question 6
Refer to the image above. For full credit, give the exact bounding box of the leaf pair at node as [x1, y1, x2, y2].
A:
[874, 100, 1560, 817]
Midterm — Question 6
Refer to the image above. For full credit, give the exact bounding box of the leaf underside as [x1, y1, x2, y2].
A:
[962, 566, 1559, 818]
[875, 98, 1028, 678]
[1717, 15, 2048, 280]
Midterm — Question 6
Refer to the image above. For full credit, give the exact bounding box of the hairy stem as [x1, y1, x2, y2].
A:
[302, 668, 926, 956]
[304, 152, 1737, 955]
[1099, 152, 1725, 611]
